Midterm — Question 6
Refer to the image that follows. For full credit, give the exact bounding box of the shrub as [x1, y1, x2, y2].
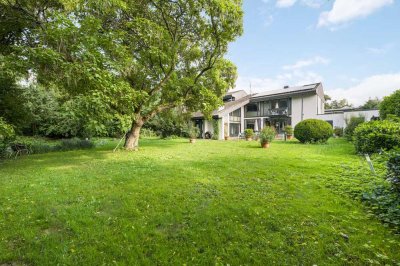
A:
[0, 118, 15, 158]
[294, 119, 333, 143]
[380, 89, 400, 120]
[244, 129, 254, 139]
[344, 116, 365, 140]
[212, 119, 220, 140]
[259, 127, 276, 144]
[184, 122, 200, 139]
[59, 138, 94, 150]
[284, 125, 293, 136]
[387, 149, 400, 193]
[140, 128, 158, 138]
[0, 118, 15, 143]
[354, 120, 400, 154]
[334, 127, 344, 137]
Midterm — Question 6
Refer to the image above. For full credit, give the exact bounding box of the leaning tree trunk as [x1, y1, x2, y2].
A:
[124, 120, 144, 151]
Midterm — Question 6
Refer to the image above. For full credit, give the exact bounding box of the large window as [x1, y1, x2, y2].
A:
[229, 108, 241, 122]
[245, 103, 259, 117]
[229, 123, 240, 137]
[245, 98, 291, 118]
[245, 119, 255, 130]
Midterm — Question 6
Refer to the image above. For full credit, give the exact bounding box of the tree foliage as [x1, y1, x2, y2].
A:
[324, 95, 353, 110]
[360, 97, 381, 110]
[380, 90, 400, 120]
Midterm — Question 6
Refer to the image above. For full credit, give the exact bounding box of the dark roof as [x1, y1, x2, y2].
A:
[251, 83, 323, 101]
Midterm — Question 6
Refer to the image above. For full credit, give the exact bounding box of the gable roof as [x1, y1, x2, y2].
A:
[192, 94, 250, 118]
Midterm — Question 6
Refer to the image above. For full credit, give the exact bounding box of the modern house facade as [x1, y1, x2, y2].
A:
[193, 83, 379, 139]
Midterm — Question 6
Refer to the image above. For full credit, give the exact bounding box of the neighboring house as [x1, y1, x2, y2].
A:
[193, 83, 379, 139]
[318, 107, 379, 128]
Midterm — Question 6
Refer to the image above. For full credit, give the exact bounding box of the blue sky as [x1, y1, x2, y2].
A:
[227, 0, 400, 105]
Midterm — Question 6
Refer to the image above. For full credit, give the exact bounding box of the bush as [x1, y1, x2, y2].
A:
[184, 122, 200, 139]
[387, 150, 400, 193]
[334, 127, 344, 137]
[380, 89, 400, 120]
[0, 118, 15, 158]
[294, 119, 333, 143]
[59, 138, 94, 150]
[140, 128, 158, 139]
[284, 125, 293, 136]
[354, 120, 400, 154]
[0, 117, 15, 142]
[344, 116, 365, 140]
[244, 129, 254, 139]
[212, 119, 220, 140]
[259, 127, 276, 144]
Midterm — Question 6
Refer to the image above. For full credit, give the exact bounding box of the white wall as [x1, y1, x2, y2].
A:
[317, 110, 379, 128]
[344, 110, 379, 123]
[291, 96, 303, 127]
[317, 113, 345, 128]
[203, 119, 224, 139]
[291, 94, 318, 127]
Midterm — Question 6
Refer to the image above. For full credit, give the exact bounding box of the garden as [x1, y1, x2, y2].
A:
[1, 1, 400, 264]
[0, 137, 400, 265]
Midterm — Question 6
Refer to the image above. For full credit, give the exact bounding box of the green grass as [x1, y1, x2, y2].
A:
[0, 138, 399, 265]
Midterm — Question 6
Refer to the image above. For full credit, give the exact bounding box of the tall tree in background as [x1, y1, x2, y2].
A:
[360, 97, 381, 110]
[1, 0, 243, 150]
[324, 95, 353, 110]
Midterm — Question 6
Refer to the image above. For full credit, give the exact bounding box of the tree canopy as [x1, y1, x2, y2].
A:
[380, 89, 400, 120]
[360, 97, 381, 110]
[324, 95, 353, 110]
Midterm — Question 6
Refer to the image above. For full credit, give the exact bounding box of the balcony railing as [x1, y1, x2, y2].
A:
[266, 108, 289, 116]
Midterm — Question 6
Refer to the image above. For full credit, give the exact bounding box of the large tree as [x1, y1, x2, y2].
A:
[380, 89, 400, 120]
[1, 0, 243, 150]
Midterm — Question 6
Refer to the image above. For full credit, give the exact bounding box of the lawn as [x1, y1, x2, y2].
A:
[0, 138, 399, 265]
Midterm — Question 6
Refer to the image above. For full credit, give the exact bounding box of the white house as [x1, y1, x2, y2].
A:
[193, 83, 379, 139]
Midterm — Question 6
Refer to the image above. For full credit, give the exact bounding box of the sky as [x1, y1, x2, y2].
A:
[227, 0, 400, 106]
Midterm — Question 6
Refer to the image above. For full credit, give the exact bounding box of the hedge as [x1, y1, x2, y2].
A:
[354, 120, 400, 154]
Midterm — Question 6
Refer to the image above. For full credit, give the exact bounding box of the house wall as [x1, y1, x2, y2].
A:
[317, 109, 379, 128]
[291, 94, 318, 127]
[202, 118, 225, 140]
[203, 120, 214, 136]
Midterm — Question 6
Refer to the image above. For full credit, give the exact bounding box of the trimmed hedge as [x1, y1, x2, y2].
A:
[354, 120, 400, 154]
[294, 119, 333, 143]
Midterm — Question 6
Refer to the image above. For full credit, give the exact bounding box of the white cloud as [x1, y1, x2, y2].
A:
[327, 73, 400, 106]
[318, 0, 393, 28]
[366, 43, 395, 55]
[276, 0, 297, 8]
[282, 56, 329, 70]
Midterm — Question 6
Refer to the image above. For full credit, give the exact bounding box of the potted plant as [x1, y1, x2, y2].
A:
[259, 126, 276, 148]
[224, 134, 229, 141]
[244, 129, 254, 141]
[187, 123, 200, 143]
[284, 125, 294, 140]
